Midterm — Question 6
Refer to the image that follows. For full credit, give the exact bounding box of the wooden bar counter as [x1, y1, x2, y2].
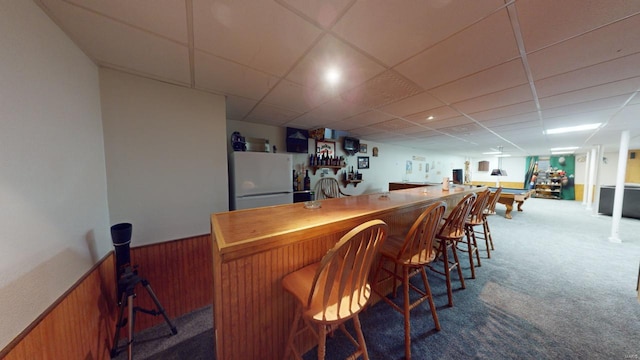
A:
[211, 185, 482, 360]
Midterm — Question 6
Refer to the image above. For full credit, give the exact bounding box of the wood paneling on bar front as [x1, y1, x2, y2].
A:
[1, 234, 213, 359]
[211, 186, 481, 360]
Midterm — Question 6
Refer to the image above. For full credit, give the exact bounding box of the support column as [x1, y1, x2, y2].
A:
[586, 148, 597, 210]
[582, 151, 591, 205]
[592, 145, 604, 216]
[609, 130, 630, 243]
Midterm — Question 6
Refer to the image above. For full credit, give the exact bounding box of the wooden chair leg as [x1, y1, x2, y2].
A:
[472, 228, 482, 268]
[403, 267, 412, 360]
[464, 229, 476, 279]
[283, 306, 302, 360]
[484, 220, 494, 256]
[420, 267, 441, 331]
[352, 315, 370, 360]
[450, 241, 466, 290]
[440, 240, 454, 307]
[317, 324, 327, 360]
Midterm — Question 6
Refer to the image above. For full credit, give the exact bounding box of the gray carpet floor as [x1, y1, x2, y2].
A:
[118, 198, 640, 359]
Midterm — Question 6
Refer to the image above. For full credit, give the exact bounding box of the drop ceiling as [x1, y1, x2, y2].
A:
[36, 0, 640, 158]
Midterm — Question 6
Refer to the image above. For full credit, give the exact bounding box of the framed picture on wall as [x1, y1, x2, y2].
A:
[357, 156, 369, 169]
[359, 143, 367, 153]
[316, 140, 335, 157]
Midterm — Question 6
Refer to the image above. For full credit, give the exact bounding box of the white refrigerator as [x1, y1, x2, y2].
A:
[229, 151, 293, 210]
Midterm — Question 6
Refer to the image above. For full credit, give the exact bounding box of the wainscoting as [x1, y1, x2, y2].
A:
[1, 234, 213, 359]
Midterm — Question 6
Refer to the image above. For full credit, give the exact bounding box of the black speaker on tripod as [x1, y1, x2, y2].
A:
[110, 223, 177, 359]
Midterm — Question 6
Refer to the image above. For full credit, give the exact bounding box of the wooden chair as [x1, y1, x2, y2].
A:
[314, 177, 349, 199]
[372, 201, 446, 360]
[460, 189, 491, 279]
[481, 187, 502, 258]
[282, 220, 388, 360]
[430, 192, 476, 307]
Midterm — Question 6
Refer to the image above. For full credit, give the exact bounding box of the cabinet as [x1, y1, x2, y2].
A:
[534, 171, 563, 199]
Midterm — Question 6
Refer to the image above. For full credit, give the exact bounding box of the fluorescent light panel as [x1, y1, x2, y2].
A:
[550, 146, 579, 151]
[543, 123, 601, 135]
[551, 151, 575, 155]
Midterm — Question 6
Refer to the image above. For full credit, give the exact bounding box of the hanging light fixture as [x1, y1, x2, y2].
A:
[490, 146, 507, 186]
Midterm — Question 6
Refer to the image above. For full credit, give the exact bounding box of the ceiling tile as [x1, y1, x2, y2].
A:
[286, 34, 386, 91]
[479, 112, 540, 128]
[340, 70, 423, 109]
[245, 103, 302, 126]
[415, 116, 474, 130]
[453, 84, 534, 114]
[226, 95, 258, 120]
[517, 0, 640, 52]
[41, 0, 191, 84]
[332, 0, 505, 66]
[192, 0, 321, 76]
[394, 9, 520, 90]
[528, 14, 640, 80]
[64, 0, 189, 42]
[469, 101, 538, 122]
[194, 50, 279, 99]
[370, 118, 417, 131]
[278, 0, 354, 29]
[328, 110, 393, 130]
[535, 52, 640, 97]
[377, 92, 445, 117]
[404, 107, 464, 124]
[539, 77, 640, 109]
[541, 95, 630, 118]
[262, 80, 331, 113]
[430, 59, 529, 104]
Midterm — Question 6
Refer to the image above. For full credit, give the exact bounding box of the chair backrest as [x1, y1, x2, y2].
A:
[437, 192, 476, 241]
[394, 201, 446, 266]
[314, 177, 345, 199]
[307, 220, 388, 322]
[486, 187, 502, 213]
[467, 189, 491, 225]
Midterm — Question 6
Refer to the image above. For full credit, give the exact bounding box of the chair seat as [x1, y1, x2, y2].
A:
[380, 235, 436, 265]
[283, 262, 371, 323]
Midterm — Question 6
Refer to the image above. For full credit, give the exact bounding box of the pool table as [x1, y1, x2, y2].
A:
[489, 187, 534, 219]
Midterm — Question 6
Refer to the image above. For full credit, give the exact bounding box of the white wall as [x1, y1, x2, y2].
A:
[471, 156, 528, 186]
[0, 0, 111, 349]
[226, 120, 468, 195]
[101, 69, 228, 245]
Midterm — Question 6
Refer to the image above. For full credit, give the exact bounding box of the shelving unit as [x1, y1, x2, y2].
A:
[310, 165, 344, 175]
[342, 179, 363, 188]
[534, 171, 563, 199]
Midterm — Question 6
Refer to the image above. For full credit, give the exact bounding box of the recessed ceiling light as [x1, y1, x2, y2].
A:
[482, 151, 501, 155]
[551, 151, 575, 155]
[426, 115, 435, 120]
[543, 123, 601, 135]
[325, 67, 341, 86]
[550, 146, 579, 151]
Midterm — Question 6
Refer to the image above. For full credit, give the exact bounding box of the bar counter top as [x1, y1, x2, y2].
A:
[212, 184, 480, 261]
[210, 184, 483, 360]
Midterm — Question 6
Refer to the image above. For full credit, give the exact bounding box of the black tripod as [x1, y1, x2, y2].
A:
[110, 266, 178, 359]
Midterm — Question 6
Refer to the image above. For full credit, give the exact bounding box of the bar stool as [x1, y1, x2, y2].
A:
[460, 189, 491, 279]
[430, 192, 476, 307]
[372, 201, 446, 360]
[282, 220, 388, 360]
[481, 187, 502, 258]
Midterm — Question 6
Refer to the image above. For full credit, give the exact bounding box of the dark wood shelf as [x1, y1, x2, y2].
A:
[310, 165, 344, 175]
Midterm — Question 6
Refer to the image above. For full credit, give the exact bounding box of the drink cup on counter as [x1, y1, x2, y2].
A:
[442, 177, 449, 190]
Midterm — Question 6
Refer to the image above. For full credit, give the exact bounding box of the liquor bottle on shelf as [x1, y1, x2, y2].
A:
[304, 170, 310, 190]
[293, 170, 298, 191]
